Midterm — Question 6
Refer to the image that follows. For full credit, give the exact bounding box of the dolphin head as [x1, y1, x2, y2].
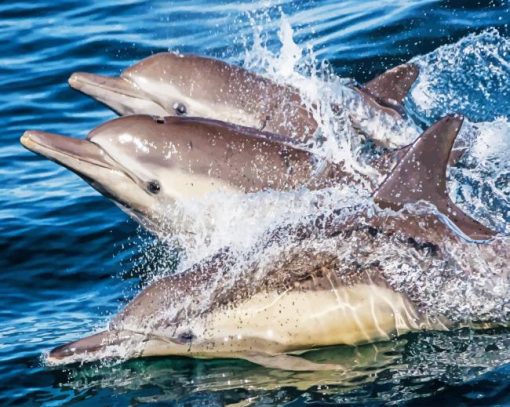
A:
[45, 262, 292, 366]
[20, 115, 250, 231]
[45, 268, 248, 365]
[68, 53, 264, 127]
[21, 125, 162, 229]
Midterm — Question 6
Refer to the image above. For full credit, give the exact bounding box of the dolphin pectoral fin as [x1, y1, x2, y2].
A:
[374, 115, 496, 240]
[240, 352, 346, 372]
[361, 63, 419, 114]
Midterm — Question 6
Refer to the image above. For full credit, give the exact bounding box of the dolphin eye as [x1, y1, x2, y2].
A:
[147, 180, 161, 194]
[173, 102, 187, 116]
[176, 330, 196, 343]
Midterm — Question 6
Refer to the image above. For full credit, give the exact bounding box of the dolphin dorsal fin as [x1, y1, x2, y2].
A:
[374, 115, 495, 240]
[362, 63, 419, 111]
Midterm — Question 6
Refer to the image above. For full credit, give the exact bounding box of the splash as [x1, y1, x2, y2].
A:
[404, 28, 510, 233]
[243, 13, 362, 166]
[449, 117, 510, 233]
[409, 29, 510, 124]
[122, 17, 510, 345]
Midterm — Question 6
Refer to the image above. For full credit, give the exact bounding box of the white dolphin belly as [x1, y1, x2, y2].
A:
[187, 284, 432, 355]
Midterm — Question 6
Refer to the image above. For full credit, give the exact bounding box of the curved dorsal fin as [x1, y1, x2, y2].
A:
[374, 115, 495, 240]
[362, 63, 419, 112]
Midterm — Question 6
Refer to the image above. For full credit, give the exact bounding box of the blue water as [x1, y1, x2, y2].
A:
[1, 0, 510, 405]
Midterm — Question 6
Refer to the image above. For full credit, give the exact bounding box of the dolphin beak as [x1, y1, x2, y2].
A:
[69, 72, 142, 99]
[68, 72, 168, 116]
[46, 330, 136, 365]
[48, 331, 112, 364]
[21, 130, 113, 174]
[47, 329, 177, 365]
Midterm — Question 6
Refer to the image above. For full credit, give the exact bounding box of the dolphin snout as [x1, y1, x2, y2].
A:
[20, 130, 48, 149]
[68, 72, 168, 116]
[47, 331, 110, 365]
[21, 130, 77, 152]
[48, 342, 80, 361]
[46, 330, 143, 366]
[68, 72, 96, 89]
[68, 72, 140, 98]
[69, 72, 116, 90]
[21, 130, 113, 171]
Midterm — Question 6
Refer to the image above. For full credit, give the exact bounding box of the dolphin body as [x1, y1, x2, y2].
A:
[68, 53, 419, 146]
[45, 116, 508, 370]
[21, 112, 418, 235]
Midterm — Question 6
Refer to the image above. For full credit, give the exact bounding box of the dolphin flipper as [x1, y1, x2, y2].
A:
[374, 115, 495, 240]
[240, 352, 346, 372]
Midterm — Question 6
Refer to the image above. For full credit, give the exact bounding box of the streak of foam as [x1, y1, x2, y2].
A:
[243, 13, 365, 167]
[165, 185, 367, 268]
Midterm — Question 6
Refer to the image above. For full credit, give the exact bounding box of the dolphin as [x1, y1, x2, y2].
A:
[45, 115, 507, 370]
[68, 53, 419, 144]
[21, 115, 351, 233]
[20, 112, 473, 236]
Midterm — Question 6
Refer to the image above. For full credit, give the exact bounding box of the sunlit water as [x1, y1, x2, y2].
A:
[1, 0, 510, 405]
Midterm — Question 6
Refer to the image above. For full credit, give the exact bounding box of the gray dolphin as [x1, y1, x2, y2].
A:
[68, 53, 419, 144]
[20, 112, 470, 236]
[45, 116, 506, 370]
[21, 115, 350, 233]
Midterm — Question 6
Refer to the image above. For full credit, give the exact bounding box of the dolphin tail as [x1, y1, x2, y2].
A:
[361, 63, 419, 114]
[373, 114, 496, 240]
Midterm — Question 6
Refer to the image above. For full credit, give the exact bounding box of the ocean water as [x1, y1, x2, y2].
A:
[1, 0, 510, 405]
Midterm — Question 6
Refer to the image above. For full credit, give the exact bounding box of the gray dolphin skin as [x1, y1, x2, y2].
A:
[45, 115, 507, 370]
[68, 53, 419, 144]
[21, 115, 350, 232]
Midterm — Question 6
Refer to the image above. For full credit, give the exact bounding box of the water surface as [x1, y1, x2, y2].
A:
[1, 0, 510, 405]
